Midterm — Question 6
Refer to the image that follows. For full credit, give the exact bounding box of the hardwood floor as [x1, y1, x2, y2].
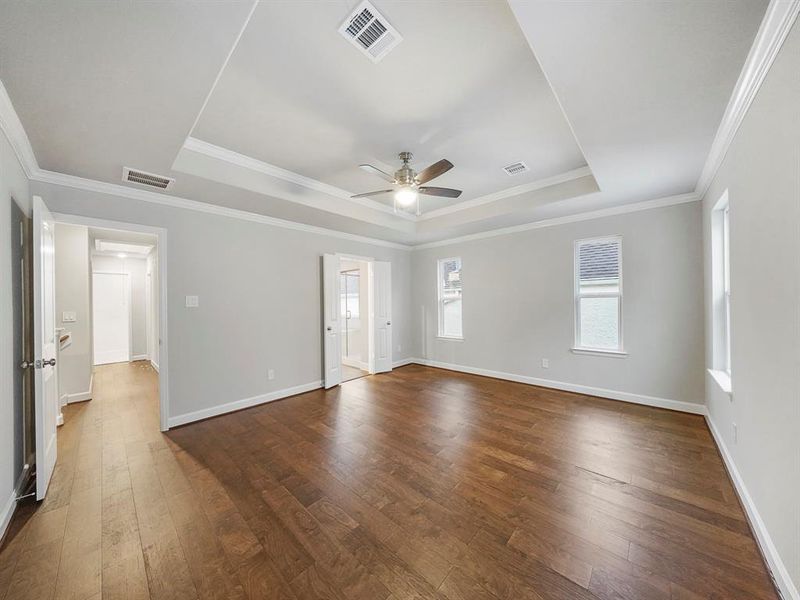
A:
[0, 362, 778, 600]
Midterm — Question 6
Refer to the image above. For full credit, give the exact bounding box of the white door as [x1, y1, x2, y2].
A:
[373, 261, 392, 373]
[92, 273, 130, 365]
[322, 254, 341, 388]
[32, 196, 58, 500]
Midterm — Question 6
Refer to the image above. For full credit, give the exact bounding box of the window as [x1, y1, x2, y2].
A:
[722, 205, 731, 374]
[574, 237, 622, 352]
[437, 257, 462, 338]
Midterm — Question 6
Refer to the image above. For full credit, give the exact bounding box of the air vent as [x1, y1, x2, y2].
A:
[339, 1, 402, 63]
[503, 161, 530, 176]
[122, 167, 174, 190]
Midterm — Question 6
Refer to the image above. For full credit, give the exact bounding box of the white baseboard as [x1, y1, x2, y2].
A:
[706, 415, 798, 600]
[342, 356, 369, 370]
[410, 358, 706, 415]
[392, 357, 416, 369]
[150, 360, 159, 373]
[168, 380, 323, 428]
[0, 489, 16, 545]
[66, 374, 93, 404]
[131, 354, 149, 362]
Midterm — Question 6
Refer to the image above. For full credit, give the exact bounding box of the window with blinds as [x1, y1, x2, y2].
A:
[574, 237, 622, 351]
[437, 257, 463, 338]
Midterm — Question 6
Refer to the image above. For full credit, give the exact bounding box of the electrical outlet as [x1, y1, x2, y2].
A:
[185, 295, 199, 308]
[62, 311, 77, 323]
[541, 358, 549, 369]
[733, 422, 737, 443]
[268, 369, 275, 381]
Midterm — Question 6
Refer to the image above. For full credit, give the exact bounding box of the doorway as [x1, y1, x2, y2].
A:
[322, 253, 392, 388]
[340, 259, 369, 382]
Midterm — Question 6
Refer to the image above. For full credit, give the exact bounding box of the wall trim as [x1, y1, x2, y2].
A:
[37, 170, 413, 250]
[418, 166, 593, 220]
[64, 373, 93, 404]
[342, 357, 369, 371]
[150, 360, 159, 373]
[413, 192, 700, 250]
[0, 80, 38, 178]
[705, 415, 798, 600]
[131, 354, 149, 362]
[183, 137, 416, 222]
[391, 357, 416, 368]
[168, 380, 323, 428]
[695, 0, 800, 198]
[410, 358, 706, 415]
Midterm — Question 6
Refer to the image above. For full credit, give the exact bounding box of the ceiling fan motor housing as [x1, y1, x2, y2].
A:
[395, 151, 417, 185]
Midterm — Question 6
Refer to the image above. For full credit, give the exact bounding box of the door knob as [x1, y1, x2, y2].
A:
[20, 361, 33, 369]
[386, 321, 391, 326]
[326, 326, 332, 331]
[40, 358, 56, 367]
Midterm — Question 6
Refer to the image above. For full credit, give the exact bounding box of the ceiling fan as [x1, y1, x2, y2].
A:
[353, 151, 462, 215]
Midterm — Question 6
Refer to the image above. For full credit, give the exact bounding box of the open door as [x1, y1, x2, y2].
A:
[322, 253, 341, 388]
[373, 261, 392, 373]
[32, 196, 58, 500]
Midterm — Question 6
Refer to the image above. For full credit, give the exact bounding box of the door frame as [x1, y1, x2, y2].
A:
[91, 271, 132, 366]
[53, 212, 170, 431]
[335, 253, 383, 376]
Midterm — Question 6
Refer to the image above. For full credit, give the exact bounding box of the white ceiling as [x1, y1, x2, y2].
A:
[0, 0, 767, 245]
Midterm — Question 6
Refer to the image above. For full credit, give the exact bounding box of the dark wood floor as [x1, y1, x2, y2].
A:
[0, 362, 778, 600]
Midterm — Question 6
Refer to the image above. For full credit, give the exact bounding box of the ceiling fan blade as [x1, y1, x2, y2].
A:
[416, 159, 453, 184]
[419, 186, 462, 198]
[351, 189, 395, 198]
[359, 164, 395, 183]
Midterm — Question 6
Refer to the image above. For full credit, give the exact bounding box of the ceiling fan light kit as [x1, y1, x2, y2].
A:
[354, 151, 462, 216]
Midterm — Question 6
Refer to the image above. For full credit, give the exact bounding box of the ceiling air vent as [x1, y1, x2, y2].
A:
[338, 1, 402, 63]
[122, 167, 174, 190]
[502, 161, 530, 176]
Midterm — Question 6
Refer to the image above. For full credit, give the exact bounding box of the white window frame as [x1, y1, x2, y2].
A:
[721, 204, 731, 376]
[437, 256, 463, 340]
[572, 235, 626, 356]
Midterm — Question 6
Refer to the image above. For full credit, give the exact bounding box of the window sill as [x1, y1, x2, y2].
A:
[708, 369, 732, 396]
[436, 336, 463, 342]
[570, 347, 628, 358]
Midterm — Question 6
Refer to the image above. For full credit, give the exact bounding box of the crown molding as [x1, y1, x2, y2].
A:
[182, 136, 416, 221]
[32, 169, 413, 250]
[412, 192, 700, 250]
[0, 80, 39, 177]
[418, 165, 593, 220]
[695, 0, 800, 198]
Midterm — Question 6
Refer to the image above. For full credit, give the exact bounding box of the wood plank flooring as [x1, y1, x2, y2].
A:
[0, 362, 778, 599]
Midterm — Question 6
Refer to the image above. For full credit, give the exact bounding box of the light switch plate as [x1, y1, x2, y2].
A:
[185, 295, 199, 308]
[62, 311, 77, 323]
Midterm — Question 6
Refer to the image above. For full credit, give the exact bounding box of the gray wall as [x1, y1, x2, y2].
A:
[412, 201, 705, 405]
[0, 128, 30, 528]
[32, 181, 415, 423]
[702, 20, 800, 595]
[54, 223, 92, 397]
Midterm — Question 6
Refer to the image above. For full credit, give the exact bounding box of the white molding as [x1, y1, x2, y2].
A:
[391, 357, 416, 368]
[705, 415, 798, 600]
[38, 169, 413, 250]
[0, 80, 39, 177]
[413, 192, 700, 250]
[168, 380, 323, 428]
[65, 373, 93, 404]
[342, 356, 369, 371]
[410, 358, 706, 415]
[570, 347, 628, 358]
[0, 490, 16, 544]
[150, 360, 159, 373]
[418, 166, 593, 220]
[131, 354, 149, 362]
[183, 137, 416, 221]
[695, 0, 800, 198]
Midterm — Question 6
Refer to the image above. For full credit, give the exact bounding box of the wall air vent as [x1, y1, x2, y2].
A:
[503, 161, 530, 176]
[122, 167, 174, 190]
[338, 1, 402, 63]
